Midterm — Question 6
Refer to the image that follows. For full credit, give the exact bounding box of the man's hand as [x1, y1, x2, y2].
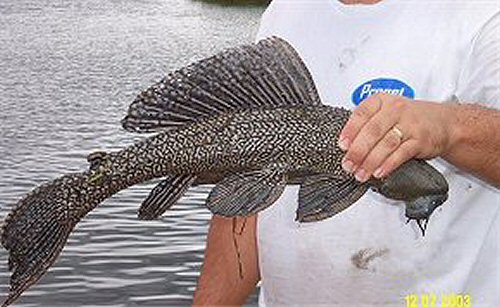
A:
[338, 93, 454, 182]
[338, 93, 500, 187]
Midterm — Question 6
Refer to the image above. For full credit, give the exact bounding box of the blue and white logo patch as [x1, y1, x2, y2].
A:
[352, 78, 415, 105]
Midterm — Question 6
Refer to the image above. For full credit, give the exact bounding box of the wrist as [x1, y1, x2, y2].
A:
[440, 103, 464, 158]
[439, 103, 489, 160]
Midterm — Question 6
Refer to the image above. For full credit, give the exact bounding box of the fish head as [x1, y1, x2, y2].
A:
[370, 159, 449, 220]
[405, 193, 448, 220]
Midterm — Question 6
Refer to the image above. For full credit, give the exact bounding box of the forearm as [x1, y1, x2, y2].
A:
[442, 103, 500, 188]
[193, 215, 260, 306]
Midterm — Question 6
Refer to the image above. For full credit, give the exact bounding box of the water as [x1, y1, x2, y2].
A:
[0, 1, 264, 305]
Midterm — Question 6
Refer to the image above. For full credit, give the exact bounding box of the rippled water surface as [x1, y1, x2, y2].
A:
[0, 1, 263, 305]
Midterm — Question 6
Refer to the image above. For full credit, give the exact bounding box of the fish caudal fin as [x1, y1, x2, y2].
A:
[138, 174, 196, 220]
[1, 173, 97, 306]
[122, 36, 321, 133]
[297, 174, 368, 222]
[206, 166, 287, 217]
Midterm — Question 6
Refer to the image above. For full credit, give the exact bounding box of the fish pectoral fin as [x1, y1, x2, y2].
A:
[297, 174, 368, 222]
[206, 166, 287, 217]
[138, 174, 197, 220]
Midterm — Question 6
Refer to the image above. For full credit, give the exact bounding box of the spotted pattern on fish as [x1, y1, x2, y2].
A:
[0, 37, 448, 306]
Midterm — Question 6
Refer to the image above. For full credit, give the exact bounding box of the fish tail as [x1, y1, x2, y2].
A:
[1, 172, 104, 306]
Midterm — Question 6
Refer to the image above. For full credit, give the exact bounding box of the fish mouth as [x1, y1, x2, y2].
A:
[406, 193, 448, 220]
[405, 193, 448, 235]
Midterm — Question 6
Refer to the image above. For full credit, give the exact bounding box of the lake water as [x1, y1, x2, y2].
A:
[0, 1, 264, 305]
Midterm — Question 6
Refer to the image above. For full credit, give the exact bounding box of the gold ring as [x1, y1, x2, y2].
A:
[392, 126, 404, 141]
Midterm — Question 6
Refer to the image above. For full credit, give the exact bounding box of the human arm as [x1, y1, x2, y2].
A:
[193, 215, 260, 306]
[338, 95, 500, 188]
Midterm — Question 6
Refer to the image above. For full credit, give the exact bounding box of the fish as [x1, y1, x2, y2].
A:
[0, 36, 449, 306]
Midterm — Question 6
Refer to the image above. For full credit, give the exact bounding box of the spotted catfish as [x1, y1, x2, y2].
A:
[1, 37, 448, 306]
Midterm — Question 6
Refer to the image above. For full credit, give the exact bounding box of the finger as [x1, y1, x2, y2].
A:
[343, 104, 401, 174]
[374, 139, 419, 178]
[355, 126, 404, 182]
[338, 95, 383, 151]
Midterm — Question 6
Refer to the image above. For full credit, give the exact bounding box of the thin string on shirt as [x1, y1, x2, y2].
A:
[232, 217, 248, 279]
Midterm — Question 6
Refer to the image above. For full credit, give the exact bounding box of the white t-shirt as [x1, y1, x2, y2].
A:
[255, 1, 500, 306]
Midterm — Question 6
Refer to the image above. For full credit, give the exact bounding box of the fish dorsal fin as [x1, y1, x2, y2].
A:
[297, 174, 368, 222]
[138, 175, 196, 220]
[121, 36, 321, 133]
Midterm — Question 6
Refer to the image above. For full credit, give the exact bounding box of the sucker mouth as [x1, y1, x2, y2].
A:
[405, 217, 429, 236]
[405, 193, 448, 236]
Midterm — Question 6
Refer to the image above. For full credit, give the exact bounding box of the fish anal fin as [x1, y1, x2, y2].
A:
[206, 166, 287, 217]
[138, 175, 196, 220]
[297, 174, 368, 222]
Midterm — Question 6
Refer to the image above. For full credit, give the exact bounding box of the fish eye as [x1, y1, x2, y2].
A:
[432, 199, 441, 206]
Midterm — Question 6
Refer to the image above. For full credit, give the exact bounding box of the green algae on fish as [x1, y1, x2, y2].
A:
[1, 37, 448, 306]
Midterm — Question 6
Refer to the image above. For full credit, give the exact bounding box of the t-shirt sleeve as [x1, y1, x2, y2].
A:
[456, 12, 500, 108]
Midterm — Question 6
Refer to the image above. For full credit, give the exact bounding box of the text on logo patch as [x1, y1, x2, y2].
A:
[352, 78, 415, 105]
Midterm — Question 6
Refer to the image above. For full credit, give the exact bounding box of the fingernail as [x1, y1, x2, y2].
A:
[355, 168, 367, 182]
[338, 137, 350, 151]
[342, 158, 354, 173]
[374, 168, 384, 178]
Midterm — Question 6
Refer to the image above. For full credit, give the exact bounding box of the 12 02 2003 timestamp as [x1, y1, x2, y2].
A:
[404, 293, 471, 307]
